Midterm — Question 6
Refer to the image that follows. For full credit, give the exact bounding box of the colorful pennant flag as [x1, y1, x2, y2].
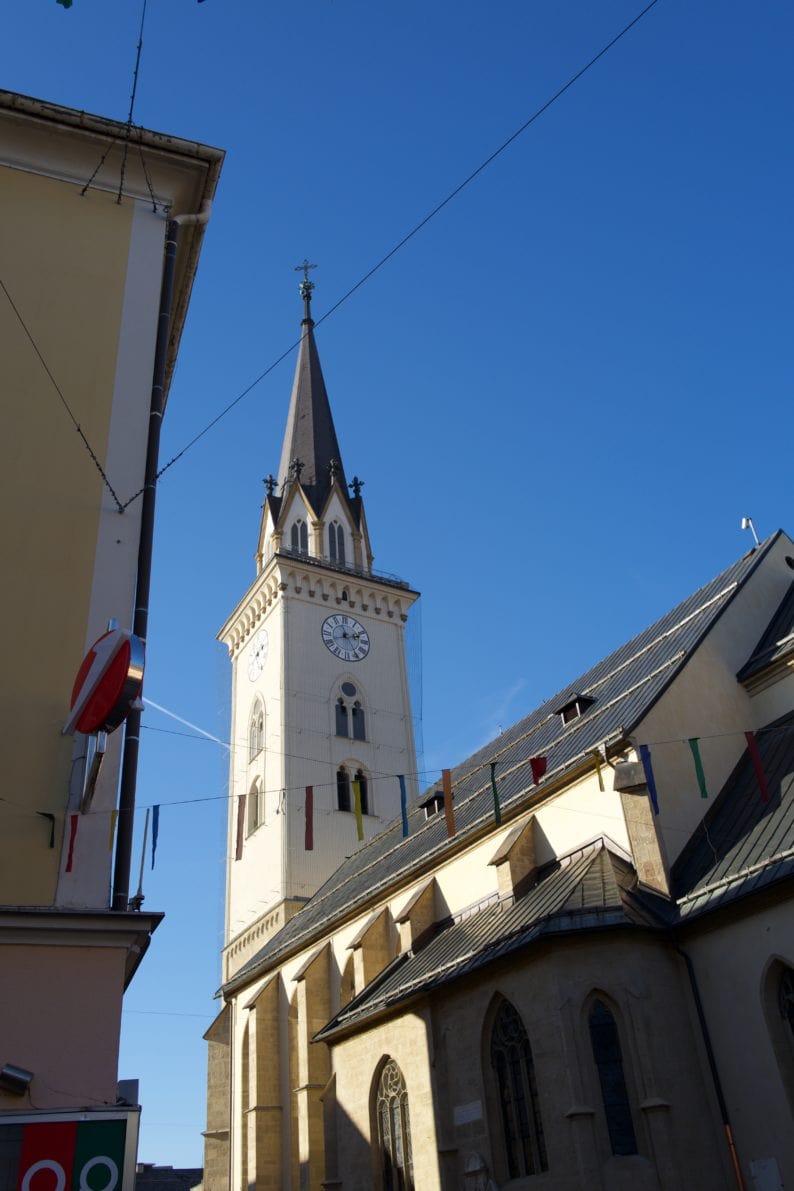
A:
[305, 786, 314, 851]
[639, 744, 660, 815]
[398, 775, 409, 838]
[64, 813, 79, 872]
[235, 794, 245, 860]
[489, 762, 502, 826]
[688, 738, 709, 799]
[591, 750, 605, 792]
[530, 755, 547, 785]
[745, 731, 770, 803]
[151, 805, 160, 869]
[441, 768, 456, 838]
[352, 779, 364, 842]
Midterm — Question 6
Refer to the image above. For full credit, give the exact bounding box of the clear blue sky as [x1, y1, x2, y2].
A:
[4, 0, 792, 1168]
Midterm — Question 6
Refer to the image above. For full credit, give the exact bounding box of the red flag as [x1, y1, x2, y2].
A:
[745, 731, 770, 803]
[305, 786, 314, 850]
[235, 794, 245, 860]
[441, 768, 456, 838]
[64, 813, 79, 872]
[530, 756, 547, 785]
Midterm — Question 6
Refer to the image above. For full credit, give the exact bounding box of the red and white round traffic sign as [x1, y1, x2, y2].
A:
[63, 629, 145, 736]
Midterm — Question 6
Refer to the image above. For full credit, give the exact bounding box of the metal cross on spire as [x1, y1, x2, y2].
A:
[294, 259, 317, 318]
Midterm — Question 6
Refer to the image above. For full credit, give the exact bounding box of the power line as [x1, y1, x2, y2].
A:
[0, 275, 124, 511]
[117, 0, 148, 205]
[120, 0, 662, 508]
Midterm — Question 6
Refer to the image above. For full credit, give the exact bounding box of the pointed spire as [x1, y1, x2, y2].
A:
[277, 266, 349, 515]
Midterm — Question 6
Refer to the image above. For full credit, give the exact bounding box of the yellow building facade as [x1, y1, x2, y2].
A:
[0, 90, 222, 1118]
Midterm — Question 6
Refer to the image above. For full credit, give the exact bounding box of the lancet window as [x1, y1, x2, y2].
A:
[290, 518, 308, 554]
[780, 966, 794, 1043]
[352, 700, 366, 740]
[335, 687, 366, 741]
[247, 779, 261, 835]
[337, 766, 352, 813]
[249, 702, 264, 761]
[329, 520, 346, 565]
[588, 999, 638, 1156]
[375, 1059, 413, 1191]
[490, 998, 547, 1177]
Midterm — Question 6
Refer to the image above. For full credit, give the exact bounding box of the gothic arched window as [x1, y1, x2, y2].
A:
[337, 767, 351, 813]
[249, 703, 264, 761]
[352, 700, 366, 741]
[490, 998, 547, 1177]
[291, 518, 308, 554]
[247, 779, 261, 836]
[354, 769, 369, 815]
[780, 967, 794, 1039]
[329, 521, 346, 565]
[766, 962, 794, 1114]
[375, 1059, 413, 1191]
[335, 698, 349, 737]
[589, 999, 638, 1156]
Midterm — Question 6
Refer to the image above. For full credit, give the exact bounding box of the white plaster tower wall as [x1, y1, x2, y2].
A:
[220, 275, 419, 957]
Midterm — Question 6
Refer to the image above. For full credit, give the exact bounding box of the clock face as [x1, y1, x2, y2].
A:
[321, 614, 370, 662]
[247, 629, 269, 681]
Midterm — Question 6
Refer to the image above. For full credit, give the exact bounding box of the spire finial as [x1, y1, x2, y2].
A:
[294, 258, 317, 322]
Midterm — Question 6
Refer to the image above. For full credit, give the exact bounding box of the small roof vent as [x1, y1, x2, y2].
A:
[419, 791, 445, 820]
[554, 693, 595, 725]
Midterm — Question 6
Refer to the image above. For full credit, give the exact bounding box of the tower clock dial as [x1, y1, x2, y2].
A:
[247, 629, 269, 680]
[321, 614, 370, 662]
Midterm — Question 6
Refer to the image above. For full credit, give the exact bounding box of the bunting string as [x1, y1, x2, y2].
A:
[6, 711, 789, 869]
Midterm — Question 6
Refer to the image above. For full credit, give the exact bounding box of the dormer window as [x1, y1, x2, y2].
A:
[329, 521, 346, 565]
[290, 519, 308, 554]
[555, 694, 595, 725]
[420, 791, 445, 820]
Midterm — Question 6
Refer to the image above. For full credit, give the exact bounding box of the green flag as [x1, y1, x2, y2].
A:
[688, 738, 709, 799]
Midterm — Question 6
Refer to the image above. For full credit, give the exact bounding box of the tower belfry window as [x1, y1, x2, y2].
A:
[352, 701, 366, 741]
[249, 704, 264, 761]
[329, 521, 346, 565]
[337, 767, 352, 813]
[291, 519, 308, 554]
[335, 698, 349, 737]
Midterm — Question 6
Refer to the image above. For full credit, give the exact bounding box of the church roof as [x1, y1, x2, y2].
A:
[672, 710, 794, 919]
[315, 840, 653, 1040]
[276, 294, 349, 517]
[225, 535, 783, 995]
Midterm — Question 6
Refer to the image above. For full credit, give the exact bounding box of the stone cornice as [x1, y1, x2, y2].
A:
[219, 552, 419, 659]
[0, 906, 163, 988]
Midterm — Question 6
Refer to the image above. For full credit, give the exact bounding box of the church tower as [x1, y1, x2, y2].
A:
[219, 269, 419, 979]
